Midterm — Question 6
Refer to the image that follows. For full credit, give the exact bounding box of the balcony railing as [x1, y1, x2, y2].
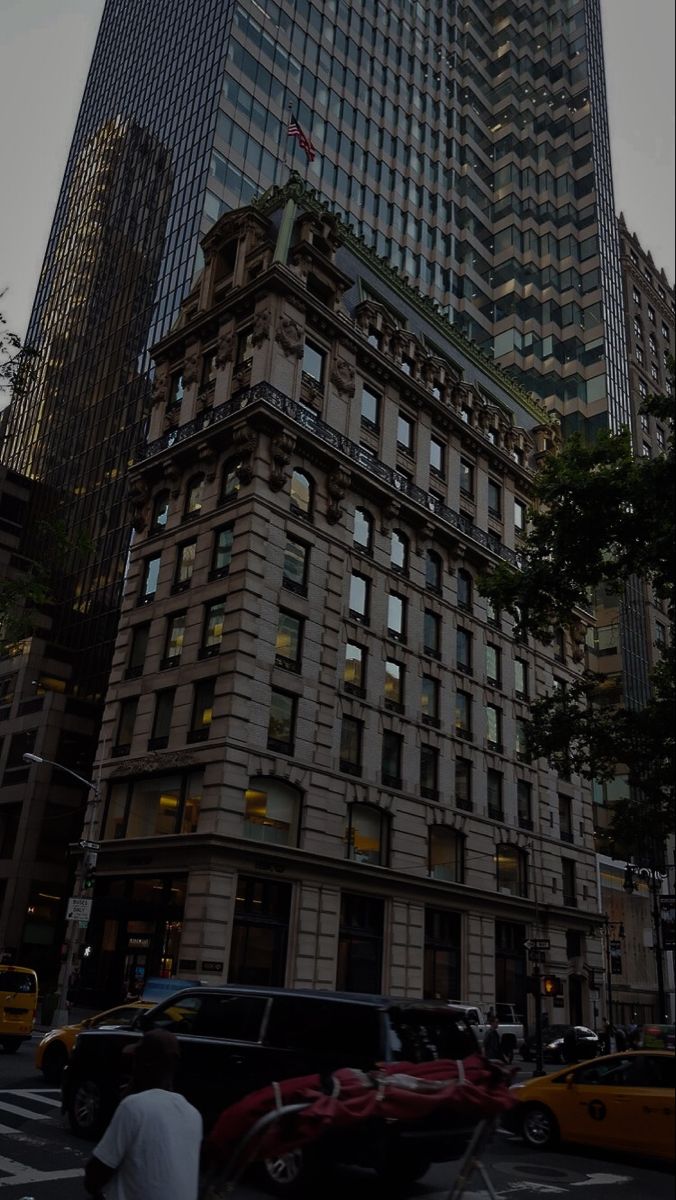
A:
[137, 382, 521, 568]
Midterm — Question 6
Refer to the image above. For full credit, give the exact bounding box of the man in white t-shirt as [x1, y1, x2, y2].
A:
[84, 1028, 202, 1200]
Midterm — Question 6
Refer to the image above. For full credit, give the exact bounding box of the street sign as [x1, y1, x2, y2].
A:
[528, 949, 547, 964]
[524, 939, 550, 951]
[79, 839, 100, 851]
[66, 897, 92, 922]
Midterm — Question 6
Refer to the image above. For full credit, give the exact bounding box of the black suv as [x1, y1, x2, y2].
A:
[63, 985, 480, 1193]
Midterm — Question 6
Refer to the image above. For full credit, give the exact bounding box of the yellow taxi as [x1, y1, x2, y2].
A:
[0, 966, 39, 1053]
[35, 1001, 153, 1082]
[507, 1050, 675, 1161]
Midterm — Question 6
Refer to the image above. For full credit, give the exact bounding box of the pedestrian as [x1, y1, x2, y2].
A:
[615, 1024, 627, 1051]
[84, 1029, 202, 1200]
[483, 1014, 506, 1062]
[563, 1024, 577, 1064]
[602, 1018, 611, 1055]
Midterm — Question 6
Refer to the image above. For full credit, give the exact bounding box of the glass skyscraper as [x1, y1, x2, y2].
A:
[3, 0, 629, 694]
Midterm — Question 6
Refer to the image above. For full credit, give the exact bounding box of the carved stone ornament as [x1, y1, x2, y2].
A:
[182, 350, 199, 387]
[128, 477, 150, 533]
[380, 499, 400, 535]
[111, 750, 196, 777]
[329, 356, 356, 397]
[275, 314, 304, 358]
[269, 429, 296, 492]
[215, 330, 234, 369]
[163, 406, 179, 432]
[196, 441, 217, 481]
[251, 308, 271, 347]
[163, 463, 182, 498]
[326, 466, 351, 524]
[232, 423, 258, 484]
[150, 366, 169, 406]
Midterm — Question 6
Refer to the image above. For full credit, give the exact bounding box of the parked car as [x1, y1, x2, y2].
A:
[35, 1001, 153, 1083]
[0, 966, 38, 1053]
[504, 1050, 675, 1160]
[449, 1001, 524, 1062]
[63, 986, 481, 1194]
[520, 1024, 600, 1063]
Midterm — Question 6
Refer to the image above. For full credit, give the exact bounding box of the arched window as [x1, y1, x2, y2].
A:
[496, 845, 528, 897]
[290, 469, 313, 518]
[243, 776, 301, 847]
[221, 458, 241, 502]
[353, 507, 374, 553]
[425, 549, 443, 593]
[457, 568, 473, 611]
[429, 827, 465, 883]
[346, 803, 389, 866]
[390, 529, 409, 574]
[150, 490, 170, 532]
[185, 473, 205, 517]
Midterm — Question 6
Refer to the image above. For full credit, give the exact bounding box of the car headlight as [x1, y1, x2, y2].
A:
[510, 1082, 525, 1092]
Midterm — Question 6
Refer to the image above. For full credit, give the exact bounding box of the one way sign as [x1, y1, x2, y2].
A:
[524, 938, 550, 951]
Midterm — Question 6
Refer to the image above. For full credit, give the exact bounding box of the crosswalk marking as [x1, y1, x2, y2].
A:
[15, 1090, 61, 1107]
[0, 1099, 51, 1120]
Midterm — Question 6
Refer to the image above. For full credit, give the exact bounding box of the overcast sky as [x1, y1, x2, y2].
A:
[0, 0, 674, 341]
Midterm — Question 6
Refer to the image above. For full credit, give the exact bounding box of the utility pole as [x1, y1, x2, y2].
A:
[532, 964, 545, 1078]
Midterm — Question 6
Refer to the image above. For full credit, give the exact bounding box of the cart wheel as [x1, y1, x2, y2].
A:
[258, 1147, 311, 1196]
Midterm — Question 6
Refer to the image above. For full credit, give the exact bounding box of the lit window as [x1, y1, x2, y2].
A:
[244, 776, 300, 845]
[175, 540, 196, 588]
[202, 600, 225, 654]
[346, 804, 388, 865]
[496, 845, 528, 897]
[190, 678, 215, 738]
[344, 643, 366, 693]
[384, 660, 404, 707]
[163, 613, 186, 666]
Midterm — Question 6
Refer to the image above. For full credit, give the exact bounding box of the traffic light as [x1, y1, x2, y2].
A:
[82, 867, 96, 891]
[542, 975, 563, 997]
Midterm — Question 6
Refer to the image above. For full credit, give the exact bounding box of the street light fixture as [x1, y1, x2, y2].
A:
[23, 752, 101, 1025]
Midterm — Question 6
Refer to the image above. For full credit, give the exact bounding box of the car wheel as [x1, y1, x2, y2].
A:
[41, 1043, 68, 1084]
[68, 1079, 108, 1139]
[1, 1039, 21, 1054]
[258, 1148, 312, 1197]
[522, 1104, 560, 1150]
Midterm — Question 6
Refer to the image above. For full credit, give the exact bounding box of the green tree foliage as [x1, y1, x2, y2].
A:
[0, 290, 36, 403]
[480, 370, 675, 860]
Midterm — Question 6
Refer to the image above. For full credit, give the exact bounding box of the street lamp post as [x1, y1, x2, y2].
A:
[23, 753, 101, 1026]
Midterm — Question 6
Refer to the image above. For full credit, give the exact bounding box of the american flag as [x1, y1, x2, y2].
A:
[287, 113, 317, 162]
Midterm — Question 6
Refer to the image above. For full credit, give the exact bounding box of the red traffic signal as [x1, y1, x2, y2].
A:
[542, 975, 563, 997]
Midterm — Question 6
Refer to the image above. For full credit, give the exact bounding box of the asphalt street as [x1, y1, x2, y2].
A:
[0, 1045, 672, 1199]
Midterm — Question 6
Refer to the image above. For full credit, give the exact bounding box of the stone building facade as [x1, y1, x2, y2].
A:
[83, 183, 603, 1021]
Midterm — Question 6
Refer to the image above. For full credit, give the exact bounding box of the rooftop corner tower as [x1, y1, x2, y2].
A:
[2, 0, 626, 692]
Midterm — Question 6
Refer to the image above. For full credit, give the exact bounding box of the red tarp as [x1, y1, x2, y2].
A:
[207, 1054, 516, 1165]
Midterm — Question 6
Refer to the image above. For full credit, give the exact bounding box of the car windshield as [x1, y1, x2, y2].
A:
[0, 970, 36, 993]
[388, 1007, 477, 1062]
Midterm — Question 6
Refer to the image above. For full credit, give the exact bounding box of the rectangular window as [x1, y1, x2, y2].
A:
[455, 690, 472, 738]
[387, 592, 406, 641]
[349, 573, 370, 623]
[496, 846, 527, 897]
[430, 434, 445, 476]
[115, 696, 138, 753]
[236, 327, 254, 365]
[282, 536, 309, 594]
[140, 554, 161, 603]
[397, 411, 414, 452]
[517, 780, 533, 829]
[162, 613, 186, 668]
[421, 675, 439, 725]
[424, 609, 441, 658]
[337, 893, 384, 994]
[486, 703, 502, 750]
[340, 716, 363, 775]
[384, 659, 404, 709]
[562, 858, 577, 907]
[514, 498, 526, 533]
[211, 526, 234, 577]
[126, 623, 150, 679]
[175, 541, 197, 589]
[460, 458, 474, 497]
[420, 743, 439, 799]
[516, 719, 529, 759]
[486, 644, 501, 686]
[424, 908, 461, 1001]
[382, 730, 403, 788]
[487, 768, 504, 821]
[429, 828, 464, 883]
[275, 611, 303, 671]
[268, 691, 296, 754]
[189, 678, 215, 740]
[302, 340, 325, 383]
[488, 479, 502, 519]
[455, 758, 472, 811]
[486, 599, 500, 628]
[150, 688, 175, 749]
[456, 627, 472, 674]
[559, 794, 573, 842]
[344, 643, 366, 694]
[514, 658, 528, 699]
[361, 385, 380, 430]
[201, 600, 225, 657]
